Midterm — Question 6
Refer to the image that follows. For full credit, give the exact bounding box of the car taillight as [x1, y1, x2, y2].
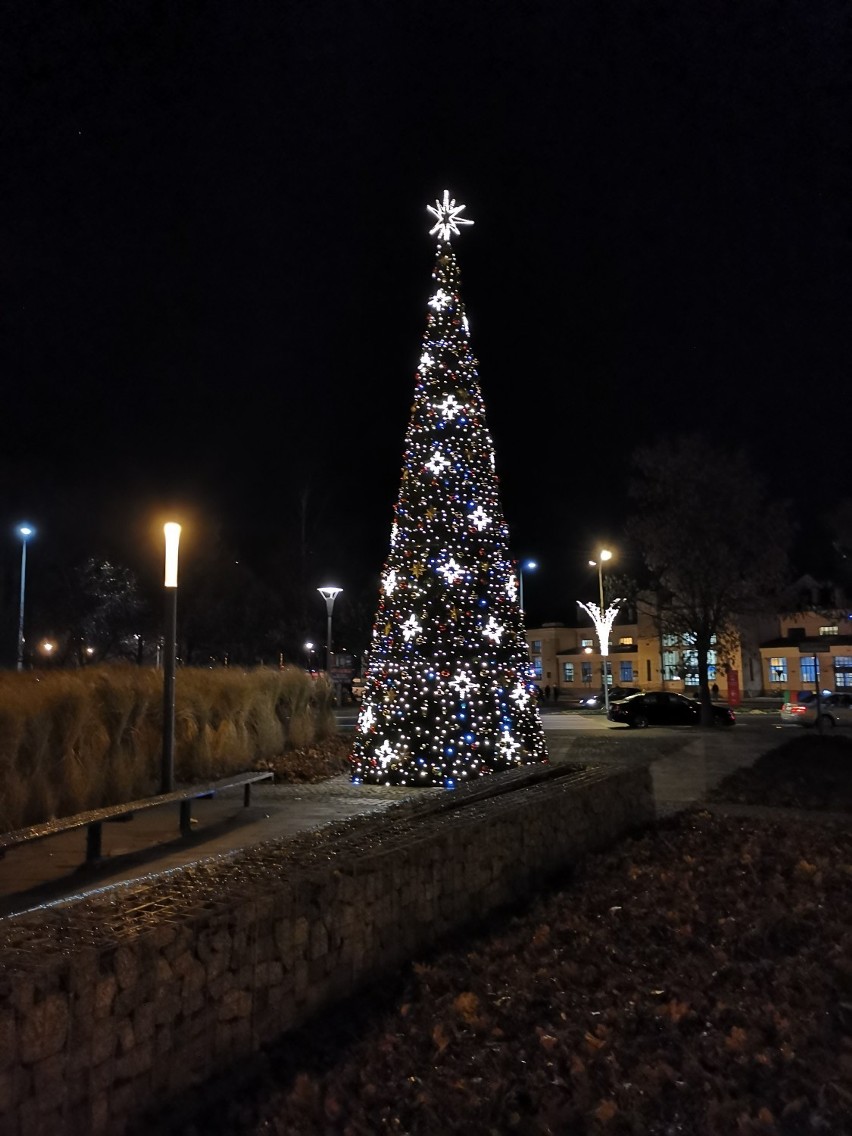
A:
[784, 703, 807, 715]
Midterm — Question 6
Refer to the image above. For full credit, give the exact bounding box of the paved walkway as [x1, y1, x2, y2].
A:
[0, 715, 810, 920]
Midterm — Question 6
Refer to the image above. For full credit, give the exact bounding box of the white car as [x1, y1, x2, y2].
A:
[780, 692, 852, 729]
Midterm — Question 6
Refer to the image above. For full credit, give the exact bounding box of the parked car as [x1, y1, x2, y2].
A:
[780, 692, 852, 729]
[608, 691, 735, 728]
[577, 687, 643, 710]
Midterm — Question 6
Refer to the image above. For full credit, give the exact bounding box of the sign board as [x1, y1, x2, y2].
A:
[727, 669, 741, 708]
[798, 643, 832, 654]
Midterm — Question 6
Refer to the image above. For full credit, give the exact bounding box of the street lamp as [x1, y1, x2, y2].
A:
[161, 522, 181, 793]
[15, 523, 35, 672]
[317, 587, 342, 674]
[304, 641, 315, 671]
[586, 548, 615, 716]
[518, 559, 537, 614]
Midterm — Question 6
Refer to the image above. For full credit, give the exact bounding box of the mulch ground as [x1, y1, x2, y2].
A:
[708, 733, 852, 811]
[165, 733, 852, 1136]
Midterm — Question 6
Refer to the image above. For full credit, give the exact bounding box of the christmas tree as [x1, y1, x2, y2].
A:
[350, 192, 548, 787]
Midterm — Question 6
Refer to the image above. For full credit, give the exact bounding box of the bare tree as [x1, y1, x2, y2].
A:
[628, 434, 792, 723]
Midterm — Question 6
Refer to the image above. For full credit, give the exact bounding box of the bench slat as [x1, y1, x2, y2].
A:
[0, 771, 274, 852]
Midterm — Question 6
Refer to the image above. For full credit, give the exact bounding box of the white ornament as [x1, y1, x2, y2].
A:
[483, 617, 504, 643]
[451, 670, 476, 698]
[429, 288, 451, 311]
[420, 352, 434, 370]
[438, 394, 462, 420]
[462, 315, 470, 335]
[426, 450, 450, 476]
[390, 522, 399, 546]
[437, 557, 464, 585]
[383, 570, 397, 596]
[469, 505, 491, 531]
[427, 190, 474, 241]
[498, 732, 522, 761]
[374, 739, 397, 769]
[359, 703, 375, 731]
[401, 614, 422, 642]
[510, 682, 530, 708]
[506, 575, 518, 603]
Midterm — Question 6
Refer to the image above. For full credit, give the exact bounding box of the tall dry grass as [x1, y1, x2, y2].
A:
[0, 666, 336, 831]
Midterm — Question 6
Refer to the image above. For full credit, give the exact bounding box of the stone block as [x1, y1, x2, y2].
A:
[32, 1053, 66, 1113]
[19, 994, 69, 1065]
[93, 975, 117, 1021]
[114, 947, 138, 992]
[217, 989, 252, 1022]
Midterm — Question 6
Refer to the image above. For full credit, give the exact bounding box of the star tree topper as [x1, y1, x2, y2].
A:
[427, 190, 474, 240]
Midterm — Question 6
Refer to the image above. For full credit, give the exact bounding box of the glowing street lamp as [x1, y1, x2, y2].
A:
[518, 559, 537, 615]
[304, 641, 315, 671]
[161, 522, 181, 793]
[15, 523, 35, 672]
[317, 587, 342, 674]
[40, 639, 56, 657]
[582, 548, 617, 716]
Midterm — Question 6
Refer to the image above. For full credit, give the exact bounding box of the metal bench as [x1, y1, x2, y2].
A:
[0, 770, 274, 863]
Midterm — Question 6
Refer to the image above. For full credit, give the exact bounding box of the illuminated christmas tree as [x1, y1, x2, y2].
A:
[351, 192, 548, 787]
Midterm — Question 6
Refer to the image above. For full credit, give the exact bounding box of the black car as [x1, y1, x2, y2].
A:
[607, 691, 735, 728]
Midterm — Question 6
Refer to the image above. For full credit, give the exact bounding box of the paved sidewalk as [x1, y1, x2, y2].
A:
[0, 720, 788, 920]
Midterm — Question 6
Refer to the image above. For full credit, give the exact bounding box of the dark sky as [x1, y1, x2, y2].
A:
[2, 0, 849, 628]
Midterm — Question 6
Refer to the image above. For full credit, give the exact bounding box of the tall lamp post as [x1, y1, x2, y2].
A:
[518, 559, 537, 614]
[15, 523, 36, 672]
[317, 586, 342, 674]
[161, 522, 181, 793]
[588, 548, 613, 715]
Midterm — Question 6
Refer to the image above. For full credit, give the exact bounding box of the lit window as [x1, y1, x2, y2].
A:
[662, 634, 678, 647]
[800, 659, 816, 684]
[619, 662, 633, 682]
[618, 636, 633, 646]
[581, 638, 594, 649]
[562, 662, 574, 682]
[835, 657, 852, 688]
[532, 657, 543, 679]
[769, 657, 787, 683]
[581, 661, 593, 682]
[663, 650, 679, 681]
[820, 626, 839, 636]
[531, 640, 542, 654]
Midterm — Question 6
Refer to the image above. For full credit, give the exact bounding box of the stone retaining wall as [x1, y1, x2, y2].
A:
[0, 763, 653, 1135]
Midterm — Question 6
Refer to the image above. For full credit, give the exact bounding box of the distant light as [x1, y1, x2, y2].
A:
[41, 640, 55, 654]
[600, 549, 612, 562]
[523, 559, 537, 570]
[16, 524, 35, 540]
[85, 647, 95, 656]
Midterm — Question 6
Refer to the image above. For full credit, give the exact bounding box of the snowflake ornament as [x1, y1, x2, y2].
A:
[451, 669, 476, 698]
[426, 450, 450, 476]
[437, 557, 464, 585]
[427, 190, 474, 241]
[483, 617, 504, 643]
[438, 394, 462, 420]
[429, 289, 451, 311]
[383, 570, 397, 596]
[469, 505, 492, 531]
[510, 682, 531, 708]
[401, 614, 422, 642]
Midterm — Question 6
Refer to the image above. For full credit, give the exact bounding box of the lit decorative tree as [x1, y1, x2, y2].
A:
[351, 192, 548, 786]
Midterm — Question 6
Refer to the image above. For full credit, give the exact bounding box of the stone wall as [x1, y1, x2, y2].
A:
[0, 762, 653, 1135]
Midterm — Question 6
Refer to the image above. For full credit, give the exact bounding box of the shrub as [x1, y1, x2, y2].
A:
[0, 665, 336, 830]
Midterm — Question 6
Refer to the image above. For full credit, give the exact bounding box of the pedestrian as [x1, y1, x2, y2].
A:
[544, 684, 551, 701]
[552, 686, 559, 704]
[711, 682, 719, 700]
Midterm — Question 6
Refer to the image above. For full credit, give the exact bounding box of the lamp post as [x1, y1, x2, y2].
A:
[161, 522, 181, 793]
[518, 559, 537, 614]
[304, 641, 314, 671]
[317, 587, 342, 674]
[15, 523, 35, 672]
[587, 548, 613, 715]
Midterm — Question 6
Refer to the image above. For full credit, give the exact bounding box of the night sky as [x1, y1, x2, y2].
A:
[2, 1, 849, 637]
